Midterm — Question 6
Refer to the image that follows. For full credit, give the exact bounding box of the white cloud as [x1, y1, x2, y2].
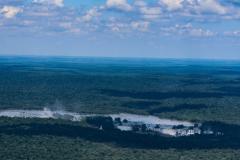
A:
[29, 12, 54, 17]
[22, 20, 34, 26]
[0, 6, 23, 18]
[195, 0, 227, 15]
[107, 22, 129, 32]
[159, 0, 227, 14]
[0, 0, 234, 37]
[161, 23, 216, 37]
[140, 6, 161, 19]
[224, 30, 240, 37]
[160, 0, 183, 10]
[59, 22, 81, 34]
[81, 8, 101, 22]
[134, 0, 147, 7]
[33, 0, 64, 7]
[106, 0, 132, 11]
[131, 21, 149, 32]
[106, 19, 150, 33]
[134, 1, 161, 20]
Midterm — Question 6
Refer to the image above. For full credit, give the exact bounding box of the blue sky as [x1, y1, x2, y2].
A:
[0, 0, 240, 59]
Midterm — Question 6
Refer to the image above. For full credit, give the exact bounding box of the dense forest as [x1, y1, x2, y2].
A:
[0, 117, 239, 149]
[1, 57, 240, 159]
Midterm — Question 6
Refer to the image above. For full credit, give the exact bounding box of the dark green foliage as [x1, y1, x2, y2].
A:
[0, 118, 240, 150]
[1, 135, 240, 160]
[114, 117, 122, 125]
[1, 57, 240, 124]
[149, 104, 210, 114]
[1, 57, 240, 159]
[86, 116, 115, 130]
[122, 101, 161, 109]
[100, 89, 225, 99]
[172, 125, 185, 129]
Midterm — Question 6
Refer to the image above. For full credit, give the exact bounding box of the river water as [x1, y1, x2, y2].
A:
[0, 108, 194, 127]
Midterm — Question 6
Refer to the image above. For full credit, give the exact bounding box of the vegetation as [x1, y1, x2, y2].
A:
[0, 117, 240, 159]
[1, 57, 240, 124]
[86, 116, 115, 130]
[1, 57, 240, 159]
[1, 134, 240, 160]
[0, 117, 240, 149]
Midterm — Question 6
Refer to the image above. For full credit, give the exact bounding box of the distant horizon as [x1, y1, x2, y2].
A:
[1, 54, 240, 61]
[0, 54, 240, 63]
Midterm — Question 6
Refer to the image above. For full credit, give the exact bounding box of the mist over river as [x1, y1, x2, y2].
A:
[0, 108, 194, 127]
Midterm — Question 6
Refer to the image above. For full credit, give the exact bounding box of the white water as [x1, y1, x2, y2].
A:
[0, 108, 194, 127]
[110, 113, 194, 127]
[0, 108, 87, 121]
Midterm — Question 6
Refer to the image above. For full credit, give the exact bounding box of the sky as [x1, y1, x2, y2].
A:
[0, 0, 240, 59]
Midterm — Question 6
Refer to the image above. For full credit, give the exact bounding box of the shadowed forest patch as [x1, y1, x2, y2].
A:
[100, 89, 226, 100]
[122, 101, 161, 109]
[149, 104, 210, 114]
[0, 118, 240, 150]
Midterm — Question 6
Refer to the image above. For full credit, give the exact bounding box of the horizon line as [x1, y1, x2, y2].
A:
[0, 54, 240, 62]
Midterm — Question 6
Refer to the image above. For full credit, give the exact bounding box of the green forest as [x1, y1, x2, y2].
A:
[1, 57, 240, 159]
